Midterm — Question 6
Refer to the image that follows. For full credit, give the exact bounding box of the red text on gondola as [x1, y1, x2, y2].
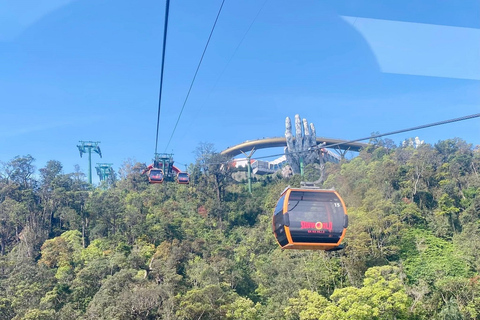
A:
[300, 221, 332, 231]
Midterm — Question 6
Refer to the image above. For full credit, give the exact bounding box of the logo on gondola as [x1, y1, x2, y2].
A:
[300, 221, 332, 232]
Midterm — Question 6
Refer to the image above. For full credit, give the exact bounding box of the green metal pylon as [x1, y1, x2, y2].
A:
[95, 163, 114, 181]
[77, 141, 102, 184]
[299, 156, 304, 177]
[240, 148, 256, 194]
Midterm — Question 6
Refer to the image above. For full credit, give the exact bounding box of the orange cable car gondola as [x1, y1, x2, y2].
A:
[177, 172, 190, 184]
[272, 187, 348, 251]
[148, 168, 164, 184]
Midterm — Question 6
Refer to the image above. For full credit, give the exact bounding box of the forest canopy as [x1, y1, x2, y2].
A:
[0, 138, 479, 319]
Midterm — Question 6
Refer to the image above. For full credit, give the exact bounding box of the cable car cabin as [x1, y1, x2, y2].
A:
[148, 168, 164, 184]
[272, 188, 348, 251]
[177, 172, 190, 184]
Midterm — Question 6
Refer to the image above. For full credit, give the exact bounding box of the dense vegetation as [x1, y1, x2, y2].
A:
[0, 139, 479, 320]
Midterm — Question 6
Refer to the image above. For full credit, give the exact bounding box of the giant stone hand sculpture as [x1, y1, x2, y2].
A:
[285, 115, 319, 174]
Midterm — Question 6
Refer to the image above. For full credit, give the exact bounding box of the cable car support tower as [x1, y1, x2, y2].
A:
[77, 141, 102, 184]
[96, 163, 114, 182]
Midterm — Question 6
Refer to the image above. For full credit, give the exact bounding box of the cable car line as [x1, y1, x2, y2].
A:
[148, 0, 226, 185]
[175, 0, 268, 143]
[315, 112, 480, 152]
[154, 0, 171, 155]
[250, 113, 480, 161]
[270, 113, 479, 251]
[165, 0, 226, 152]
[269, 113, 480, 252]
[207, 113, 480, 165]
[145, 0, 190, 185]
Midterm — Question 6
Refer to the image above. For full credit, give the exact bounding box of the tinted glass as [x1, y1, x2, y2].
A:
[287, 191, 345, 244]
[178, 173, 189, 181]
[273, 195, 288, 246]
[274, 195, 285, 216]
[149, 169, 164, 181]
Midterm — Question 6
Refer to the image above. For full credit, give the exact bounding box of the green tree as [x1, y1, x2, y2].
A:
[176, 283, 236, 320]
[2, 155, 36, 189]
[285, 266, 411, 320]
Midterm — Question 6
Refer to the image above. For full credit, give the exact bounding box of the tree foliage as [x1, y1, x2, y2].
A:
[0, 139, 478, 319]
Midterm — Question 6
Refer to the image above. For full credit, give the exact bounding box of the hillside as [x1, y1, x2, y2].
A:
[0, 138, 479, 320]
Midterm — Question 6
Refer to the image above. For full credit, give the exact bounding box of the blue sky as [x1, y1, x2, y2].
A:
[0, 0, 479, 183]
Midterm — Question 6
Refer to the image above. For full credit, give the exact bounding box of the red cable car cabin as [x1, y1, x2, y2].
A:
[177, 172, 190, 184]
[148, 168, 164, 184]
[272, 188, 348, 250]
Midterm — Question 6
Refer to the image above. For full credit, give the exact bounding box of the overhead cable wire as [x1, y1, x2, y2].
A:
[210, 113, 480, 164]
[321, 112, 480, 151]
[176, 0, 268, 143]
[165, 0, 226, 152]
[155, 0, 171, 155]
